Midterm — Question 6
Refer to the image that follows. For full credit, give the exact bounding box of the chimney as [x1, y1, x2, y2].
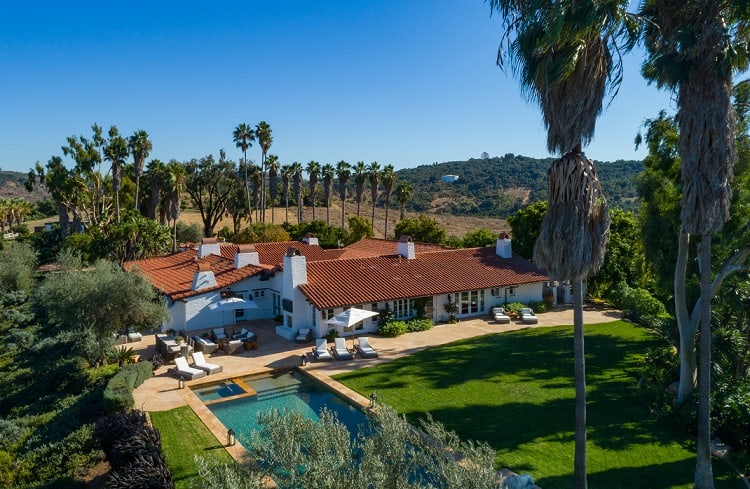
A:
[283, 247, 307, 289]
[302, 233, 319, 246]
[496, 232, 512, 258]
[198, 237, 221, 258]
[192, 262, 217, 290]
[397, 235, 415, 259]
[234, 244, 260, 268]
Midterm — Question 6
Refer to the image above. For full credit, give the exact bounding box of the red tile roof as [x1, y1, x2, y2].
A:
[124, 250, 268, 300]
[217, 241, 339, 266]
[299, 246, 548, 309]
[337, 238, 450, 259]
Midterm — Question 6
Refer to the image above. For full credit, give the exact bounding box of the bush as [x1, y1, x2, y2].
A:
[176, 221, 203, 244]
[406, 318, 434, 332]
[715, 380, 750, 451]
[103, 362, 153, 413]
[502, 302, 526, 316]
[527, 301, 548, 313]
[613, 283, 670, 326]
[379, 321, 408, 337]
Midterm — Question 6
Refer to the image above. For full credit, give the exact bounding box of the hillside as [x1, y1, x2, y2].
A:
[0, 170, 47, 202]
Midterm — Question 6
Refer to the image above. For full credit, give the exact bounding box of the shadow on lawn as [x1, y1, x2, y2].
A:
[539, 457, 696, 489]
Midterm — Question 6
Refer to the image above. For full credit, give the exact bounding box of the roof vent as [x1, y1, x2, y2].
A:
[397, 235, 415, 259]
[302, 233, 319, 246]
[286, 246, 301, 257]
[235, 244, 260, 268]
[199, 237, 221, 258]
[496, 233, 512, 259]
[192, 262, 217, 290]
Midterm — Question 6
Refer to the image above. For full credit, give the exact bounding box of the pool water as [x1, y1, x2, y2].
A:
[198, 370, 369, 442]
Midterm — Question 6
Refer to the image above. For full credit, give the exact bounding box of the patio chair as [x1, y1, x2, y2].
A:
[491, 307, 511, 324]
[519, 308, 538, 324]
[232, 328, 255, 341]
[331, 337, 354, 361]
[174, 356, 207, 380]
[211, 328, 228, 342]
[295, 328, 313, 343]
[192, 336, 219, 354]
[191, 351, 223, 375]
[355, 337, 379, 359]
[312, 338, 332, 361]
[226, 339, 243, 355]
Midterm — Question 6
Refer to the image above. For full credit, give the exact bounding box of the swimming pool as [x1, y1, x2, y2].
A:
[193, 370, 369, 443]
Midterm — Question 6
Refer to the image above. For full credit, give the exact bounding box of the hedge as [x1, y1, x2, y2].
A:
[103, 361, 153, 414]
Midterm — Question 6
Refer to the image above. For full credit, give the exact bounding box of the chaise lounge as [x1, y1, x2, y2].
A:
[295, 328, 313, 343]
[331, 337, 353, 360]
[519, 307, 538, 324]
[312, 338, 332, 361]
[491, 307, 511, 324]
[174, 356, 207, 380]
[355, 337, 378, 358]
[191, 351, 223, 374]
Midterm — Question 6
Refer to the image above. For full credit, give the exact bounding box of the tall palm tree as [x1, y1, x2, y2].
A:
[291, 162, 304, 223]
[396, 180, 413, 220]
[248, 164, 262, 223]
[255, 121, 273, 222]
[306, 160, 321, 222]
[367, 162, 380, 232]
[233, 123, 255, 216]
[640, 3, 748, 487]
[380, 165, 397, 238]
[490, 2, 634, 487]
[321, 163, 335, 226]
[267, 154, 280, 224]
[165, 160, 186, 251]
[128, 129, 152, 212]
[280, 163, 293, 224]
[145, 159, 167, 222]
[103, 126, 129, 223]
[336, 160, 351, 228]
[353, 161, 367, 217]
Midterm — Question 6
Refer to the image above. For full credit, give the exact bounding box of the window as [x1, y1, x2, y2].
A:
[253, 290, 265, 298]
[392, 299, 412, 319]
[491, 288, 501, 297]
[325, 309, 335, 320]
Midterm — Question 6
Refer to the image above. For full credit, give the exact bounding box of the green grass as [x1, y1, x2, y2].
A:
[334, 321, 743, 489]
[150, 406, 234, 489]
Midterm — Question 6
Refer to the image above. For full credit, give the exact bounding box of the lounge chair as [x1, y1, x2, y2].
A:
[295, 328, 313, 343]
[331, 337, 353, 360]
[226, 339, 243, 355]
[191, 351, 223, 374]
[312, 338, 332, 361]
[174, 356, 207, 380]
[491, 307, 511, 324]
[355, 337, 378, 358]
[232, 328, 255, 341]
[211, 328, 228, 342]
[519, 307, 538, 324]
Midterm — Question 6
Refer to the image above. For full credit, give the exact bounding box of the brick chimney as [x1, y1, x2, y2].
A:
[234, 244, 260, 268]
[198, 237, 221, 258]
[496, 232, 512, 258]
[192, 262, 217, 290]
[397, 235, 415, 259]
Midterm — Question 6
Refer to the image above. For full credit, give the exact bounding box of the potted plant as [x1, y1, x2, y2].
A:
[444, 300, 458, 324]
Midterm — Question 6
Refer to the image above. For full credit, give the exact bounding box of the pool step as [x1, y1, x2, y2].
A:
[232, 378, 257, 397]
[254, 383, 304, 402]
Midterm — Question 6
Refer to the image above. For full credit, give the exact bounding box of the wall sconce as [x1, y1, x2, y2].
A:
[178, 377, 185, 389]
[369, 392, 377, 409]
[227, 429, 236, 446]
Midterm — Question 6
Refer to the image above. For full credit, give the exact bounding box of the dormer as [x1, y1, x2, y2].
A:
[302, 233, 319, 246]
[192, 262, 217, 290]
[397, 235, 415, 259]
[198, 237, 221, 258]
[496, 232, 512, 258]
[234, 243, 260, 268]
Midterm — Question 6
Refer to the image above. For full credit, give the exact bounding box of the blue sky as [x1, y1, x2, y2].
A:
[0, 1, 675, 174]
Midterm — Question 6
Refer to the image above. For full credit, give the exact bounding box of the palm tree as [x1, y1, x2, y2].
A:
[353, 161, 367, 217]
[306, 160, 321, 222]
[291, 162, 304, 223]
[233, 123, 255, 216]
[336, 160, 351, 228]
[128, 129, 152, 212]
[640, 3, 748, 487]
[396, 180, 413, 220]
[367, 162, 380, 232]
[321, 163, 335, 226]
[248, 164, 262, 223]
[145, 159, 167, 222]
[280, 164, 293, 223]
[165, 160, 186, 251]
[380, 165, 397, 238]
[490, 2, 634, 487]
[267, 154, 280, 223]
[255, 121, 273, 222]
[103, 126, 129, 223]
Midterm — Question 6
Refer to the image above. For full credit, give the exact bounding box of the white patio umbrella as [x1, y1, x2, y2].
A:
[208, 297, 258, 312]
[325, 307, 379, 348]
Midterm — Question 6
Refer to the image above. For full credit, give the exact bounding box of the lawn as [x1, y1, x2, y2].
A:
[150, 406, 234, 489]
[334, 321, 743, 489]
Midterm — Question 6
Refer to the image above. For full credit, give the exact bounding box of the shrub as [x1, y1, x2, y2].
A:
[614, 283, 670, 326]
[527, 301, 548, 313]
[103, 362, 153, 413]
[379, 321, 408, 337]
[715, 380, 750, 451]
[406, 318, 434, 332]
[503, 302, 526, 316]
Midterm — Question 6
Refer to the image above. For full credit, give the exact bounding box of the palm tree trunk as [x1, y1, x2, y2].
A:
[573, 278, 587, 489]
[694, 235, 715, 489]
[384, 204, 390, 239]
[675, 229, 699, 403]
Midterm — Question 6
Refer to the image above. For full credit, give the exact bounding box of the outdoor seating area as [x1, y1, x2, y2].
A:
[491, 307, 511, 324]
[155, 333, 193, 362]
[190, 335, 219, 354]
[519, 308, 538, 324]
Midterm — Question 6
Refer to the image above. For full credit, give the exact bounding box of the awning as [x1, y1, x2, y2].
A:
[208, 297, 258, 312]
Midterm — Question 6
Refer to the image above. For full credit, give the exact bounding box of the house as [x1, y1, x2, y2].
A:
[124, 233, 551, 340]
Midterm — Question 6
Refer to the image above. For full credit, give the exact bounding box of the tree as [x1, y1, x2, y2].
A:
[280, 164, 293, 224]
[336, 160, 351, 229]
[381, 164, 397, 238]
[463, 228, 497, 248]
[490, 1, 635, 486]
[0, 241, 37, 295]
[394, 215, 446, 245]
[292, 162, 304, 223]
[640, 3, 749, 486]
[306, 161, 321, 222]
[507, 200, 547, 260]
[231, 222, 291, 244]
[347, 215, 374, 244]
[248, 163, 262, 222]
[233, 123, 255, 216]
[144, 159, 167, 222]
[255, 121, 273, 222]
[368, 161, 380, 232]
[184, 151, 236, 237]
[128, 129, 152, 212]
[164, 160, 187, 251]
[321, 163, 335, 226]
[34, 252, 167, 365]
[103, 126, 130, 224]
[395, 180, 413, 220]
[353, 161, 367, 217]
[267, 154, 280, 224]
